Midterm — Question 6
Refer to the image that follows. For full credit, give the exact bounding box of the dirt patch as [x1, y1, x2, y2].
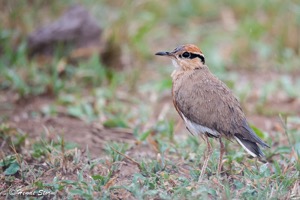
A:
[0, 91, 136, 157]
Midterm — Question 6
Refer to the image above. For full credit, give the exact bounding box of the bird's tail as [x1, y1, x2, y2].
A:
[234, 135, 265, 158]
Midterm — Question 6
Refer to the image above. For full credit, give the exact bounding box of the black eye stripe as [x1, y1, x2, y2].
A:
[181, 52, 205, 64]
[180, 52, 205, 64]
[189, 53, 199, 59]
[196, 54, 205, 64]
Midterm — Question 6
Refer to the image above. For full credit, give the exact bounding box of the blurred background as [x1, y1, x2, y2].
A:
[1, 0, 299, 137]
[1, 0, 300, 152]
[0, 0, 300, 198]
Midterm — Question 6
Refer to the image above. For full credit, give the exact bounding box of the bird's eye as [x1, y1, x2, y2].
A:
[182, 52, 190, 58]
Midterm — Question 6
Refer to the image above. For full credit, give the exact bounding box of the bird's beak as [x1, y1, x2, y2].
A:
[155, 51, 174, 57]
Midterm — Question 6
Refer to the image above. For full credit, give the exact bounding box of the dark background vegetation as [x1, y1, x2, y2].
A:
[0, 0, 299, 199]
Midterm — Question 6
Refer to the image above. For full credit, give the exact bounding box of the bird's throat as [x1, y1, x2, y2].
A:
[172, 59, 181, 69]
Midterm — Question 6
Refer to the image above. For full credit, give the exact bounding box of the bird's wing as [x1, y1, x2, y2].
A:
[173, 69, 269, 148]
[174, 70, 241, 136]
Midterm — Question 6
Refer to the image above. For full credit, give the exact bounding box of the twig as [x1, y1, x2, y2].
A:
[110, 146, 142, 171]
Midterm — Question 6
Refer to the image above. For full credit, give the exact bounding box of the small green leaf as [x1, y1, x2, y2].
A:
[92, 175, 104, 181]
[275, 146, 291, 154]
[34, 181, 44, 188]
[250, 125, 266, 139]
[67, 105, 84, 119]
[207, 188, 217, 196]
[4, 162, 20, 175]
[70, 189, 84, 195]
[234, 180, 244, 190]
[138, 130, 151, 141]
[103, 118, 128, 128]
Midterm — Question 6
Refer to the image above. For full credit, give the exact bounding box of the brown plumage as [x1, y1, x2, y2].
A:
[155, 44, 269, 179]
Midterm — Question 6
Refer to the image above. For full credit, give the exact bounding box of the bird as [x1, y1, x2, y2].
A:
[155, 44, 270, 179]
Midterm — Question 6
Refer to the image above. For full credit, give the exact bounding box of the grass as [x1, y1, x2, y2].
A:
[0, 120, 299, 199]
[0, 0, 300, 199]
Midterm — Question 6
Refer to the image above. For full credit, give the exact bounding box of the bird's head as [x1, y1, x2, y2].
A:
[155, 44, 205, 71]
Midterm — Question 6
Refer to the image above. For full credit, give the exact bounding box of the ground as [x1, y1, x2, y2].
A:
[0, 1, 300, 199]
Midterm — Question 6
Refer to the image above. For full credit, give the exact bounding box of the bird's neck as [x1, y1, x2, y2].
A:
[171, 65, 209, 81]
[171, 69, 185, 81]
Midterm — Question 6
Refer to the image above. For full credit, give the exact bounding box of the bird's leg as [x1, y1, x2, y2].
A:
[218, 138, 225, 175]
[199, 135, 212, 181]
